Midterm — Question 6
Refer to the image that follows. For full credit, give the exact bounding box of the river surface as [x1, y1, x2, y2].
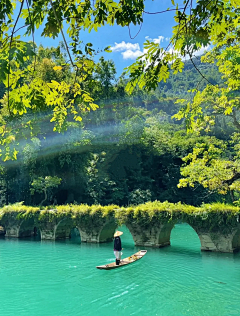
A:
[0, 223, 240, 316]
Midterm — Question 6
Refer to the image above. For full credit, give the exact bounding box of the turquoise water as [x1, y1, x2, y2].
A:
[1, 224, 240, 316]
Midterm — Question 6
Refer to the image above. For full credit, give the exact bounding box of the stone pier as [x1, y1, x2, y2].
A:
[0, 226, 5, 236]
[193, 229, 240, 253]
[5, 225, 20, 238]
[127, 221, 175, 247]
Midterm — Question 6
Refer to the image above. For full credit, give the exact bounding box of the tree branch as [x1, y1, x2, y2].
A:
[8, 0, 25, 116]
[183, 0, 215, 87]
[223, 172, 240, 186]
[144, 7, 186, 15]
[232, 109, 240, 131]
[49, 0, 75, 67]
[26, 0, 36, 72]
[128, 19, 143, 40]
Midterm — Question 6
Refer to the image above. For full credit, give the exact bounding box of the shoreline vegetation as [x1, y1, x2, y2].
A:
[0, 48, 237, 209]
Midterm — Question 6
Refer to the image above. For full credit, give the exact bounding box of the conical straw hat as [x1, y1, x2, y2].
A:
[114, 231, 123, 237]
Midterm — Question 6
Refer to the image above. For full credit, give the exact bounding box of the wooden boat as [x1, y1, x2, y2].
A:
[96, 250, 147, 270]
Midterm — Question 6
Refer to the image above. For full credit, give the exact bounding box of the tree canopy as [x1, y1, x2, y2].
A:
[1, 0, 240, 206]
[1, 0, 239, 137]
[0, 45, 226, 207]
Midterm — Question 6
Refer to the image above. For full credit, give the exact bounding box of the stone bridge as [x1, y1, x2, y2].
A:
[0, 206, 240, 253]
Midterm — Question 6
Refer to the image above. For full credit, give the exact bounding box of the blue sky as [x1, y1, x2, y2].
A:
[16, 0, 178, 75]
[16, 0, 208, 76]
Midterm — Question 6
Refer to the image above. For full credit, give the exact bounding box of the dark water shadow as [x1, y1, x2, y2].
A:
[200, 249, 240, 263]
[2, 235, 41, 242]
[19, 235, 41, 242]
[162, 245, 201, 256]
[142, 244, 202, 260]
[55, 227, 81, 245]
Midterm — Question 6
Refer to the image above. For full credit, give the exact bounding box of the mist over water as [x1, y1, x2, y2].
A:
[0, 224, 240, 316]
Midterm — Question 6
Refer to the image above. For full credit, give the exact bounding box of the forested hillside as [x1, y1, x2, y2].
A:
[0, 46, 231, 207]
[158, 57, 222, 97]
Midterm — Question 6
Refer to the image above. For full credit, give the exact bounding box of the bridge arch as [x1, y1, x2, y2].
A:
[98, 220, 117, 243]
[0, 225, 6, 237]
[124, 223, 144, 246]
[55, 218, 78, 240]
[157, 222, 176, 248]
[98, 221, 136, 246]
[118, 225, 135, 247]
[18, 218, 40, 238]
[232, 229, 240, 252]
[169, 222, 201, 250]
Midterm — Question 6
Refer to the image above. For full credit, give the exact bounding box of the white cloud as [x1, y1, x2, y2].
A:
[122, 49, 143, 60]
[116, 35, 166, 61]
[193, 45, 210, 57]
[177, 45, 211, 61]
[110, 37, 209, 62]
[153, 36, 165, 44]
[111, 41, 140, 52]
[164, 44, 211, 61]
[145, 35, 165, 44]
[111, 40, 147, 60]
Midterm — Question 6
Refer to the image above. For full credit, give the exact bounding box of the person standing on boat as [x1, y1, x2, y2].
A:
[114, 231, 123, 265]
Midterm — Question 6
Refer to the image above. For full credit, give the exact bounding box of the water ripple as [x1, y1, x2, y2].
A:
[0, 225, 240, 316]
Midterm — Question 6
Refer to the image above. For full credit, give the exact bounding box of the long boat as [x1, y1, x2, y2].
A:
[96, 250, 147, 270]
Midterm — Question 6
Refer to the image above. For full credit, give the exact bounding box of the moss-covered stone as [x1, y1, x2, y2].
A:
[0, 201, 239, 252]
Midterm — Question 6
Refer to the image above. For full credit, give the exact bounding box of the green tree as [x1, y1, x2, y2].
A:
[173, 43, 240, 202]
[126, 0, 240, 92]
[30, 176, 62, 206]
[93, 57, 116, 101]
[0, 0, 239, 146]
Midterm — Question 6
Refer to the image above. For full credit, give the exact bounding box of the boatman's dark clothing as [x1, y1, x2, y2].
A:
[114, 236, 122, 251]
